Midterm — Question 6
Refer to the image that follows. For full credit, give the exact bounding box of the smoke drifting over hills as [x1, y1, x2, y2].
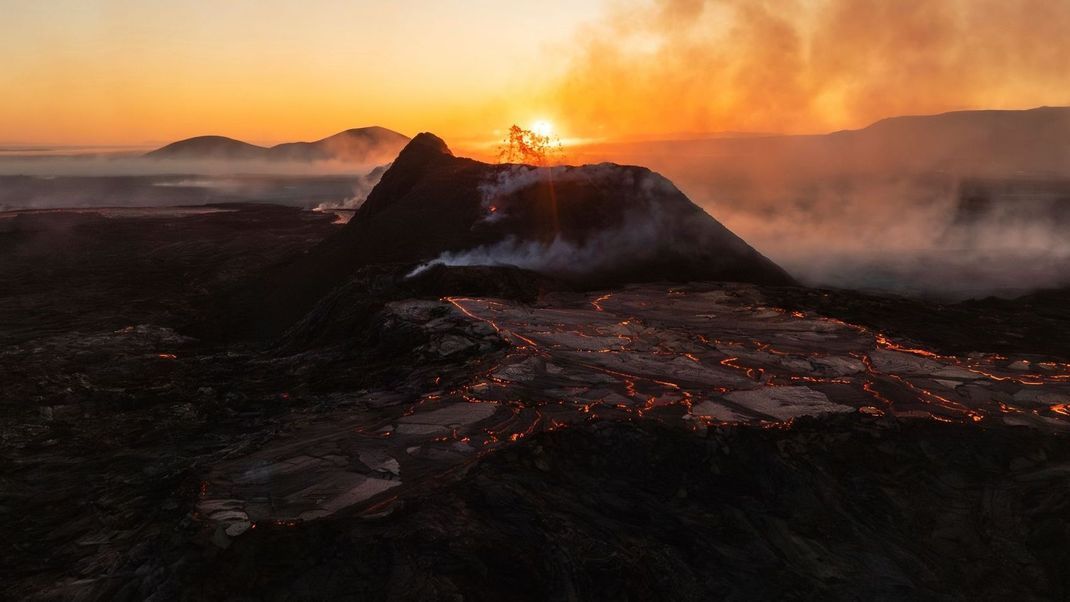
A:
[314, 165, 388, 211]
[554, 0, 1070, 138]
[544, 0, 1070, 299]
[0, 156, 389, 178]
[0, 127, 408, 178]
[576, 106, 1070, 297]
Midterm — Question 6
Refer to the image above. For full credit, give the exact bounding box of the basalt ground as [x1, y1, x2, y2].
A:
[2, 206, 1069, 600]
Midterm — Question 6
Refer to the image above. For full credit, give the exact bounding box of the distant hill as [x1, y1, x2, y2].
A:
[816, 106, 1070, 175]
[582, 106, 1070, 177]
[144, 135, 266, 160]
[145, 127, 410, 164]
[572, 106, 1070, 298]
[268, 127, 410, 162]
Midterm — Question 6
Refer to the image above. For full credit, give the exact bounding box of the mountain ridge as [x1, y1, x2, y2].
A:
[578, 105, 1070, 178]
[145, 126, 410, 163]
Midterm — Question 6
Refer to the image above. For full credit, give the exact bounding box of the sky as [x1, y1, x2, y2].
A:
[3, 0, 1069, 149]
[1, 0, 602, 147]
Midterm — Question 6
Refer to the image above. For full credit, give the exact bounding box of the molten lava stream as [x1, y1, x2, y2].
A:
[477, 405, 541, 449]
[858, 352, 981, 422]
[874, 333, 954, 361]
[876, 330, 1067, 387]
[719, 356, 765, 383]
[591, 293, 613, 312]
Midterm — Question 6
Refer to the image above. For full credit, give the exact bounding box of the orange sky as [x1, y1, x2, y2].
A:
[3, 0, 1069, 149]
[1, 0, 599, 147]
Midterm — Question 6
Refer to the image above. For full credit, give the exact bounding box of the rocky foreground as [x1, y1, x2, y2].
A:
[2, 206, 1070, 600]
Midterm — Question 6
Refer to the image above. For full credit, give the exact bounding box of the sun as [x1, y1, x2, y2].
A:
[531, 119, 553, 137]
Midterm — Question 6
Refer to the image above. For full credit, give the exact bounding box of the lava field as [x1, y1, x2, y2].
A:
[3, 203, 1070, 600]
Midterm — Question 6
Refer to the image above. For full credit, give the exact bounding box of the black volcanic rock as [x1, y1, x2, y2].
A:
[357, 132, 458, 218]
[144, 127, 409, 164]
[184, 417, 1070, 601]
[246, 133, 793, 336]
[272, 263, 567, 351]
[404, 264, 569, 303]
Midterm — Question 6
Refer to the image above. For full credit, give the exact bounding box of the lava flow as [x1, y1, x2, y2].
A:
[194, 283, 1070, 539]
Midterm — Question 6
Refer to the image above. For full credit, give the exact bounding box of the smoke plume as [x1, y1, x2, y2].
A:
[552, 0, 1070, 138]
[314, 164, 389, 211]
[409, 165, 731, 279]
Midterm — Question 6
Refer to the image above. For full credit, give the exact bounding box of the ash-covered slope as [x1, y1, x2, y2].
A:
[250, 133, 792, 335]
[354, 133, 792, 284]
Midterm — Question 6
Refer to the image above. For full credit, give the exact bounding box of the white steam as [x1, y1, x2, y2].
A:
[408, 213, 667, 278]
[408, 166, 711, 278]
[477, 165, 542, 221]
[0, 154, 387, 177]
[314, 164, 388, 211]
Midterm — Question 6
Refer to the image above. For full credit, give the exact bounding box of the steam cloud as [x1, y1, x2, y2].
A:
[551, 0, 1070, 299]
[410, 166, 709, 278]
[409, 212, 670, 277]
[586, 148, 1070, 299]
[314, 164, 389, 211]
[0, 159, 390, 212]
[0, 155, 387, 178]
[411, 146, 1070, 299]
[552, 0, 1070, 137]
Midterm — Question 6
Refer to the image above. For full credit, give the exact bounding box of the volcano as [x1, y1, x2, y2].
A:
[250, 133, 793, 334]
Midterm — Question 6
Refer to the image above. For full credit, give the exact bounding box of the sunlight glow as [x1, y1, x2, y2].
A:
[531, 120, 554, 137]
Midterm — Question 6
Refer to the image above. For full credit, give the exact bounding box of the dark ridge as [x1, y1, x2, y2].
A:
[272, 263, 570, 351]
[355, 132, 457, 219]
